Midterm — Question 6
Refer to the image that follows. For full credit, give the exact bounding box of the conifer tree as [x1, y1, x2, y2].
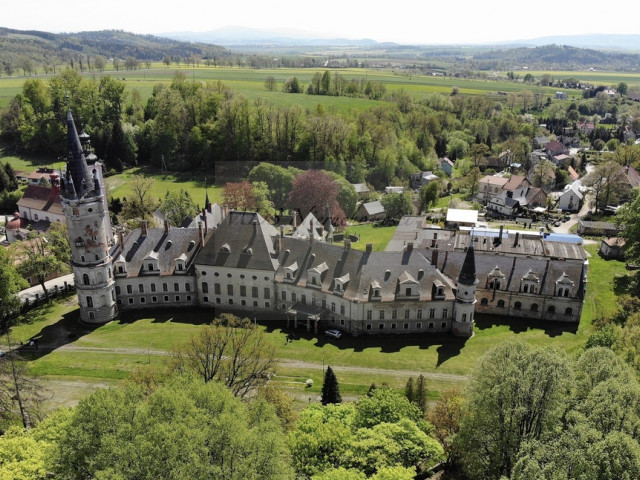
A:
[321, 366, 342, 405]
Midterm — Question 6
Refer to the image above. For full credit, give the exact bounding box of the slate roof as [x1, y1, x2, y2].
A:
[352, 183, 370, 194]
[120, 226, 207, 277]
[274, 236, 455, 302]
[362, 200, 385, 216]
[196, 211, 279, 271]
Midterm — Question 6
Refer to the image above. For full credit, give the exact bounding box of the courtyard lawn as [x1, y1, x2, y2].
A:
[343, 223, 397, 252]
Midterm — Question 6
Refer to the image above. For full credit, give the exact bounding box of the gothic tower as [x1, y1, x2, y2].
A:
[60, 109, 118, 324]
[451, 241, 477, 337]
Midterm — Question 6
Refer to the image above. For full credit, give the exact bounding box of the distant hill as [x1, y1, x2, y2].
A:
[0, 27, 229, 67]
[501, 34, 640, 51]
[470, 44, 640, 71]
[162, 26, 379, 47]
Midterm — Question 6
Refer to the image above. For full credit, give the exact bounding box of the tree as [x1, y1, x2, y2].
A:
[455, 341, 572, 479]
[0, 348, 48, 430]
[248, 164, 296, 210]
[264, 76, 276, 91]
[223, 181, 257, 211]
[289, 170, 346, 225]
[532, 159, 556, 190]
[121, 174, 158, 221]
[283, 76, 302, 93]
[56, 375, 293, 480]
[380, 192, 413, 221]
[426, 389, 463, 466]
[419, 182, 440, 213]
[0, 248, 27, 335]
[618, 189, 640, 263]
[11, 231, 67, 302]
[162, 55, 171, 68]
[158, 189, 196, 226]
[93, 55, 106, 72]
[583, 160, 626, 213]
[170, 314, 276, 398]
[354, 388, 422, 429]
[321, 366, 342, 405]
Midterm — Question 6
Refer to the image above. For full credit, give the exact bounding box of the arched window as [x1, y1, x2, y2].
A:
[564, 290, 570, 297]
[548, 305, 555, 313]
[83, 273, 90, 285]
[497, 300, 505, 308]
[523, 284, 528, 293]
[557, 287, 563, 297]
[565, 307, 573, 315]
[480, 298, 489, 306]
[531, 303, 538, 312]
[514, 302, 521, 310]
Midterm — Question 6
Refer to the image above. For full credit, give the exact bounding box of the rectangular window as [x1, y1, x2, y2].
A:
[366, 324, 372, 330]
[265, 301, 270, 308]
[430, 308, 436, 319]
[322, 299, 326, 309]
[151, 284, 156, 293]
[392, 309, 397, 319]
[174, 283, 179, 292]
[115, 286, 121, 295]
[417, 322, 422, 329]
[140, 297, 146, 303]
[429, 322, 434, 329]
[442, 322, 447, 329]
[240, 285, 247, 297]
[264, 287, 270, 299]
[379, 310, 385, 320]
[86, 296, 93, 308]
[442, 308, 448, 318]
[163, 283, 168, 292]
[367, 310, 372, 320]
[379, 323, 385, 330]
[281, 291, 286, 301]
[404, 323, 409, 329]
[152, 296, 157, 303]
[462, 313, 467, 322]
[252, 286, 259, 298]
[227, 285, 234, 296]
[417, 309, 422, 319]
[185, 283, 190, 292]
[187, 295, 191, 301]
[391, 323, 397, 329]
[138, 284, 144, 293]
[164, 295, 169, 302]
[340, 305, 345, 315]
[126, 285, 132, 294]
[241, 300, 246, 306]
[331, 302, 336, 312]
[292, 292, 297, 302]
[404, 309, 410, 319]
[128, 298, 134, 304]
[301, 294, 306, 304]
[175, 296, 180, 302]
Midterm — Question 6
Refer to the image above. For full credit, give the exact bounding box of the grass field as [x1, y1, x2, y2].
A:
[9, 243, 626, 410]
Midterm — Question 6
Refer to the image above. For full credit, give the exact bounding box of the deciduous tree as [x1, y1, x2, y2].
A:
[289, 170, 346, 226]
[158, 189, 196, 226]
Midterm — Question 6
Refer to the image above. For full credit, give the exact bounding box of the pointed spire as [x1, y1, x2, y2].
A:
[458, 242, 477, 286]
[205, 190, 212, 213]
[65, 108, 91, 198]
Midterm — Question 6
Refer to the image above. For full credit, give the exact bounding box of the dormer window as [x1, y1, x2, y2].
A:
[285, 262, 299, 282]
[144, 252, 160, 274]
[174, 253, 187, 273]
[555, 272, 574, 297]
[334, 273, 350, 296]
[521, 269, 540, 294]
[307, 262, 328, 289]
[220, 243, 231, 253]
[432, 280, 445, 300]
[487, 266, 506, 291]
[396, 271, 419, 300]
[370, 280, 382, 300]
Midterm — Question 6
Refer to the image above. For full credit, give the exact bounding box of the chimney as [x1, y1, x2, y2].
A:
[431, 238, 436, 248]
[164, 219, 169, 234]
[202, 209, 208, 232]
[222, 204, 228, 220]
[406, 242, 414, 252]
[309, 219, 314, 244]
[279, 225, 284, 252]
[198, 221, 204, 248]
[252, 218, 258, 236]
[432, 249, 439, 267]
[293, 211, 298, 228]
[366, 243, 372, 253]
[345, 239, 351, 250]
[514, 231, 520, 247]
[141, 220, 148, 236]
[118, 229, 124, 247]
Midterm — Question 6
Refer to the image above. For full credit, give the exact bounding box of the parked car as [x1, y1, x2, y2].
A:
[324, 329, 342, 339]
[553, 221, 561, 227]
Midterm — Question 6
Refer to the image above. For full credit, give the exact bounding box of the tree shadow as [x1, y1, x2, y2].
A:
[475, 313, 578, 336]
[14, 307, 99, 361]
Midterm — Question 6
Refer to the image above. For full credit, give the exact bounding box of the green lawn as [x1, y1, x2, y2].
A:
[343, 223, 397, 251]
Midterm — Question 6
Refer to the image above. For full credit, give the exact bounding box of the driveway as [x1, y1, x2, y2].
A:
[552, 193, 592, 234]
[19, 273, 75, 304]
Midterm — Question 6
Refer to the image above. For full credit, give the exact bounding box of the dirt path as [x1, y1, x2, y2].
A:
[34, 344, 468, 383]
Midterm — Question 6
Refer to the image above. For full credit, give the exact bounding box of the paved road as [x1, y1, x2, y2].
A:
[18, 273, 75, 304]
[551, 192, 592, 235]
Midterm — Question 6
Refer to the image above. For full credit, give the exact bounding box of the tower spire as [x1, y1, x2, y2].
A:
[65, 108, 91, 198]
[458, 242, 477, 286]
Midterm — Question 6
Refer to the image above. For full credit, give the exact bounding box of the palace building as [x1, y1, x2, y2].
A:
[62, 110, 585, 336]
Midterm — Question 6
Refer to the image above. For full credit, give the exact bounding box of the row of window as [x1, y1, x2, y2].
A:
[488, 280, 571, 297]
[209, 298, 270, 309]
[364, 321, 448, 331]
[480, 298, 573, 314]
[209, 283, 270, 298]
[118, 295, 193, 305]
[82, 270, 112, 285]
[116, 282, 192, 295]
[211, 272, 269, 281]
[366, 307, 449, 321]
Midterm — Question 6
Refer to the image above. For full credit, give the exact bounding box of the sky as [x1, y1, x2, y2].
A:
[6, 0, 640, 45]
